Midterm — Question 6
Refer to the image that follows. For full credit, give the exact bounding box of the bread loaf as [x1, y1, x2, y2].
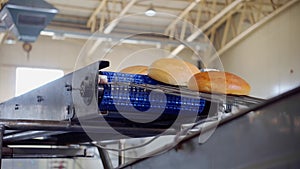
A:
[148, 58, 200, 86]
[188, 71, 251, 95]
[120, 65, 148, 75]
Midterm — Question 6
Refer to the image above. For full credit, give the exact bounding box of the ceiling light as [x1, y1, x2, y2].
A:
[145, 4, 156, 17]
[4, 34, 16, 44]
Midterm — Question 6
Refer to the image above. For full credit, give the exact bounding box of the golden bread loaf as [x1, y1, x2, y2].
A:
[148, 58, 200, 86]
[188, 71, 251, 95]
[120, 65, 148, 75]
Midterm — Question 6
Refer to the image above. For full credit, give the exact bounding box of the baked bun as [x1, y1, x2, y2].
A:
[120, 65, 148, 75]
[148, 58, 200, 86]
[188, 71, 251, 95]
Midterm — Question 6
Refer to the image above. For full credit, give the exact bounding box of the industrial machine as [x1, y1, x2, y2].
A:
[0, 61, 264, 168]
[120, 86, 300, 169]
[0, 0, 58, 42]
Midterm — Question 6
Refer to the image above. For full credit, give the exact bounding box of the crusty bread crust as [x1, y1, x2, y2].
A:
[120, 65, 148, 75]
[148, 58, 200, 86]
[188, 71, 251, 95]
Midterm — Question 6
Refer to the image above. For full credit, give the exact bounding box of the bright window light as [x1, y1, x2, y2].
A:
[16, 67, 64, 96]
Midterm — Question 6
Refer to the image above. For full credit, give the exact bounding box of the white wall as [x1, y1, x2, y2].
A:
[0, 36, 181, 102]
[0, 36, 85, 102]
[78, 41, 167, 71]
[220, 2, 300, 99]
[0, 36, 83, 70]
[0, 66, 16, 102]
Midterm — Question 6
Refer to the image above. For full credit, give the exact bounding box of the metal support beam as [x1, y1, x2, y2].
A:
[3, 131, 66, 142]
[87, 0, 108, 28]
[88, 0, 137, 57]
[0, 33, 5, 44]
[187, 0, 243, 41]
[41, 29, 204, 47]
[0, 125, 4, 168]
[98, 147, 114, 169]
[210, 0, 218, 19]
[99, 6, 106, 32]
[255, 0, 264, 21]
[104, 0, 137, 34]
[180, 15, 188, 40]
[0, 119, 176, 136]
[111, 0, 117, 20]
[164, 0, 202, 34]
[0, 0, 8, 9]
[205, 6, 240, 38]
[204, 3, 243, 50]
[247, 5, 256, 24]
[218, 0, 298, 56]
[118, 139, 126, 166]
[194, 0, 205, 30]
[2, 147, 89, 158]
[237, 4, 246, 34]
[169, 0, 243, 57]
[221, 15, 232, 47]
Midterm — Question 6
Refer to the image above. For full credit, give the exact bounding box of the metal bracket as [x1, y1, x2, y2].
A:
[65, 105, 75, 121]
[0, 125, 5, 168]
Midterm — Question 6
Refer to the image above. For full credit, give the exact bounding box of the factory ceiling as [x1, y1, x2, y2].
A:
[0, 0, 297, 55]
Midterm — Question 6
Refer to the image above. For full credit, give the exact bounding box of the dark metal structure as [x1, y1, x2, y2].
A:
[0, 61, 265, 169]
[120, 86, 300, 169]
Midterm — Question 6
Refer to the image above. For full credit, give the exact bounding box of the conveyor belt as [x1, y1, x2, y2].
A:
[0, 61, 265, 144]
[0, 61, 267, 166]
[98, 71, 263, 117]
[99, 72, 206, 116]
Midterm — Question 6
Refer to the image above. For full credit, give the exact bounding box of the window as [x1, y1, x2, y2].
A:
[16, 67, 64, 96]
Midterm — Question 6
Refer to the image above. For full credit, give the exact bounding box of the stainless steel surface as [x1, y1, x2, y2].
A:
[0, 72, 73, 120]
[2, 147, 89, 158]
[98, 147, 114, 169]
[120, 86, 300, 169]
[3, 131, 65, 142]
[119, 139, 126, 166]
[0, 125, 4, 168]
[0, 119, 176, 135]
[0, 0, 58, 42]
[0, 61, 107, 121]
